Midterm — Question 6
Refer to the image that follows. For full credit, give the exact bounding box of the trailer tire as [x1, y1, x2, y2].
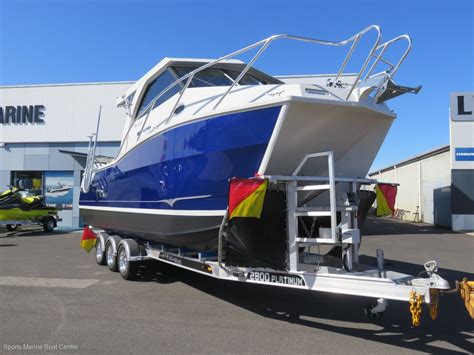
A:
[95, 236, 107, 265]
[43, 217, 56, 233]
[106, 240, 119, 272]
[6, 224, 18, 232]
[117, 242, 139, 281]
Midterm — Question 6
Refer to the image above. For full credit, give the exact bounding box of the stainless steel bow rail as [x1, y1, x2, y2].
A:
[118, 25, 415, 152]
[90, 151, 472, 325]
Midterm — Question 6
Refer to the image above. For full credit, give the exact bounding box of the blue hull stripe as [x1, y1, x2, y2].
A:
[80, 106, 282, 211]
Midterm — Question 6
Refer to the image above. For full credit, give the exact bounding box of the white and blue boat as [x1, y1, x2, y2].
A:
[79, 26, 420, 249]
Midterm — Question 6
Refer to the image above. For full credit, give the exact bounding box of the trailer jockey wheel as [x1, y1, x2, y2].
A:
[364, 302, 384, 320]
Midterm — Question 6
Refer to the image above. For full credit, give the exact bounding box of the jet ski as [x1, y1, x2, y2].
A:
[0, 186, 60, 232]
[0, 186, 20, 203]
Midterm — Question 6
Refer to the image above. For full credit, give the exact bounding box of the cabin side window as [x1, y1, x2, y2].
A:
[136, 69, 181, 118]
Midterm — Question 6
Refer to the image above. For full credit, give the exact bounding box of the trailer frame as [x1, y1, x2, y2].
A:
[91, 151, 457, 323]
[1, 215, 61, 233]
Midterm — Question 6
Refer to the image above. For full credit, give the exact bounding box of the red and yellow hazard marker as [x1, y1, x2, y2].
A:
[375, 183, 397, 217]
[228, 178, 268, 219]
[80, 225, 96, 252]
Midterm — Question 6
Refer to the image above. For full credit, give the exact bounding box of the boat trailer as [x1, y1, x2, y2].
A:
[88, 151, 473, 325]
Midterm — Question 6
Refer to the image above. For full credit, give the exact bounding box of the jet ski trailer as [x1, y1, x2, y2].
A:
[0, 217, 60, 233]
[0, 187, 61, 232]
[88, 151, 471, 326]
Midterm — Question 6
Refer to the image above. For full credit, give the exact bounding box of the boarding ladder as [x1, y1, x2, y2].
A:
[264, 151, 374, 273]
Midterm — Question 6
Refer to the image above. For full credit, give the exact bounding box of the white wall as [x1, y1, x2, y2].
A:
[372, 150, 451, 224]
[0, 82, 132, 143]
[396, 163, 420, 219]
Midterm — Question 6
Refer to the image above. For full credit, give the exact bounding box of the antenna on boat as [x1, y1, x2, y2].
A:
[81, 105, 102, 193]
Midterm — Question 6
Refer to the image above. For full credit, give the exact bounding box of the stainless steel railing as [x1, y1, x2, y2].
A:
[81, 106, 102, 193]
[366, 35, 412, 79]
[120, 25, 413, 155]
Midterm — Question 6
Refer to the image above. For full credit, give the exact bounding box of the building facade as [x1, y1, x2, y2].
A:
[369, 146, 451, 227]
[449, 92, 474, 231]
[369, 92, 473, 231]
[0, 82, 132, 228]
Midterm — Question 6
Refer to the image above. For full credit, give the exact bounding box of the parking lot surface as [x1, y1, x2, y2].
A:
[0, 219, 473, 354]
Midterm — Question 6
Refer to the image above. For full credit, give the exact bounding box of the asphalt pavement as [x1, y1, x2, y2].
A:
[0, 218, 473, 354]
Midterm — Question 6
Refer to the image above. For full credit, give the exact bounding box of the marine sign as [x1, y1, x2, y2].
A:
[455, 147, 474, 161]
[450, 93, 473, 121]
[0, 105, 45, 124]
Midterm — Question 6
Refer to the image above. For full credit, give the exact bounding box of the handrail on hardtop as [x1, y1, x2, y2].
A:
[121, 26, 412, 155]
[158, 26, 381, 119]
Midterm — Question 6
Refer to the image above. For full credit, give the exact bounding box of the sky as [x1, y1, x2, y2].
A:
[0, 0, 472, 171]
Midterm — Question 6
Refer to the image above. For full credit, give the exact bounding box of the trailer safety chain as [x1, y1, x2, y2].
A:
[409, 290, 423, 326]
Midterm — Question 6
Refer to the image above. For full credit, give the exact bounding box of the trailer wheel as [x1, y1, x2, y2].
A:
[106, 241, 118, 272]
[6, 224, 18, 232]
[43, 218, 56, 233]
[117, 243, 139, 280]
[95, 237, 106, 265]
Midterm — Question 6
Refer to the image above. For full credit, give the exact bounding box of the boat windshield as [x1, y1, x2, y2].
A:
[172, 66, 266, 87]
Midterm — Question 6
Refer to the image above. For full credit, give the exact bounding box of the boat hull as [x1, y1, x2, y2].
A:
[80, 99, 394, 249]
[80, 106, 282, 249]
[261, 100, 394, 177]
[80, 207, 223, 249]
